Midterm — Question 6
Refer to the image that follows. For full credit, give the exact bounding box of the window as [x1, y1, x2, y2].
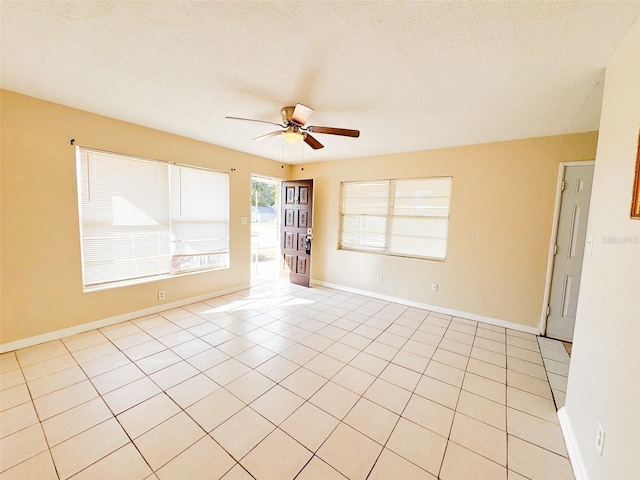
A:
[170, 165, 229, 273]
[340, 180, 390, 252]
[339, 177, 452, 260]
[77, 147, 229, 289]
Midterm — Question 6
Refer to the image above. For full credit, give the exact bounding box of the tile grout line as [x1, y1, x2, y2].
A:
[10, 347, 63, 479]
[363, 310, 441, 479]
[1, 284, 570, 480]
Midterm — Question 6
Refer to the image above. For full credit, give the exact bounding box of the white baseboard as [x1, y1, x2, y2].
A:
[558, 407, 590, 480]
[2, 278, 540, 353]
[312, 280, 540, 335]
[0, 284, 250, 354]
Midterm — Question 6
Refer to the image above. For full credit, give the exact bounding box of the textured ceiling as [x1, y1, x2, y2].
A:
[2, 1, 640, 164]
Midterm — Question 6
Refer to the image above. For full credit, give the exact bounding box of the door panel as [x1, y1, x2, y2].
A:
[280, 180, 313, 287]
[297, 233, 307, 251]
[546, 165, 594, 341]
[284, 232, 294, 249]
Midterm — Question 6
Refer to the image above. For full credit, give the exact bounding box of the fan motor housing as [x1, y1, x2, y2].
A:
[281, 106, 296, 124]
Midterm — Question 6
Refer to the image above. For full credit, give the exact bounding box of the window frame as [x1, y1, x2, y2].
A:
[76, 147, 230, 291]
[339, 176, 453, 261]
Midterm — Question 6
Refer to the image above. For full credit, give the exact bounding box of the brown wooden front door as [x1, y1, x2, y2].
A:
[280, 180, 313, 287]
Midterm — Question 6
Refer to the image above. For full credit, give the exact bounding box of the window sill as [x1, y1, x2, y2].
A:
[82, 266, 229, 293]
[338, 246, 446, 262]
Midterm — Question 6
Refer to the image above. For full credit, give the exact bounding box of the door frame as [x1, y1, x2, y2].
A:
[539, 160, 595, 336]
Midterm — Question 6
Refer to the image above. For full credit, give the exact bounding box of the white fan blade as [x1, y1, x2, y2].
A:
[252, 131, 284, 141]
[226, 116, 284, 128]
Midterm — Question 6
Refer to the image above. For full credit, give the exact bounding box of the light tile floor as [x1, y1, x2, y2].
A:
[0, 282, 575, 479]
[538, 337, 571, 409]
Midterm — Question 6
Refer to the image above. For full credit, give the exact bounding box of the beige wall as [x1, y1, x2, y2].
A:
[0, 90, 290, 344]
[565, 17, 640, 480]
[0, 88, 600, 346]
[292, 132, 597, 329]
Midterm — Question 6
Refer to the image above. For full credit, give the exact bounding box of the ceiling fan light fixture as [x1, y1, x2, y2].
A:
[283, 130, 305, 144]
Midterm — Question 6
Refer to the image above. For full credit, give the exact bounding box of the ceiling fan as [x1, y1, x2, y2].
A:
[226, 103, 360, 150]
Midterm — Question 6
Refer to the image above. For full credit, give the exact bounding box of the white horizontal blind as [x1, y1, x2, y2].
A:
[77, 147, 230, 288]
[388, 177, 452, 260]
[339, 177, 452, 260]
[170, 165, 229, 272]
[340, 181, 389, 251]
[78, 149, 171, 286]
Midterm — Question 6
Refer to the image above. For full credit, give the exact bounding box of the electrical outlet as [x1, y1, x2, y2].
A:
[596, 422, 605, 455]
[431, 283, 438, 292]
[376, 275, 383, 283]
[158, 290, 166, 301]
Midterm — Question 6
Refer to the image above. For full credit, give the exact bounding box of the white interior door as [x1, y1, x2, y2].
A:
[546, 164, 594, 342]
